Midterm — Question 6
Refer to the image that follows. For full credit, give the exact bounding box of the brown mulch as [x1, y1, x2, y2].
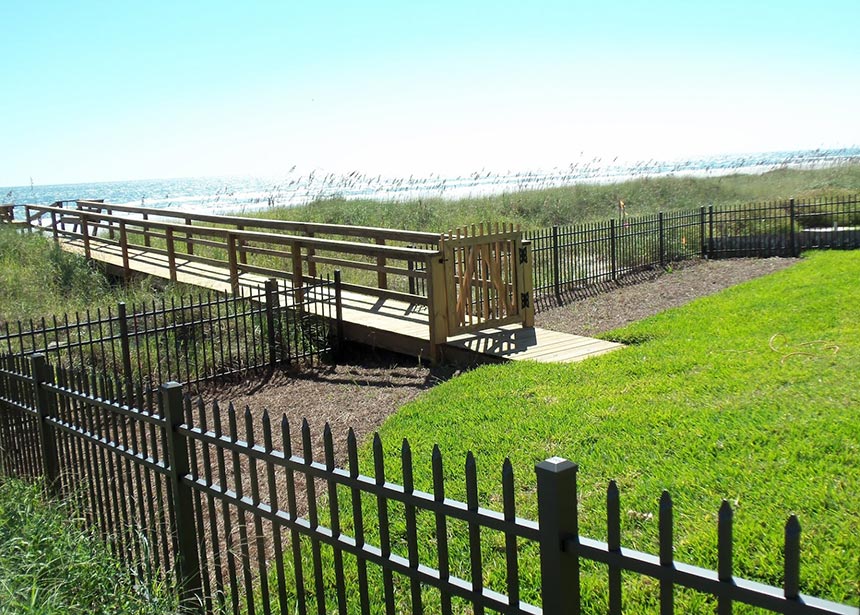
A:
[535, 257, 800, 337]
[199, 257, 801, 461]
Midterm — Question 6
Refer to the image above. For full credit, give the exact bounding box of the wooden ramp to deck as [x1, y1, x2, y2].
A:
[59, 235, 621, 364]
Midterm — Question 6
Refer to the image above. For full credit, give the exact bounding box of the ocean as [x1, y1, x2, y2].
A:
[2, 147, 858, 218]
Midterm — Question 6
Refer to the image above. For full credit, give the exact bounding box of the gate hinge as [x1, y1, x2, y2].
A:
[520, 292, 531, 309]
[519, 246, 528, 264]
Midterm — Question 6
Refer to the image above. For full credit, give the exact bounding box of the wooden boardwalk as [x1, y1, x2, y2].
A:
[59, 235, 622, 364]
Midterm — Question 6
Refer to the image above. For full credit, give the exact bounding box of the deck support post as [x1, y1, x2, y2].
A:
[290, 241, 304, 303]
[227, 233, 240, 295]
[426, 252, 449, 363]
[166, 228, 177, 282]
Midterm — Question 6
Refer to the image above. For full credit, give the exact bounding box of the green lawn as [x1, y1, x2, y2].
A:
[358, 250, 859, 610]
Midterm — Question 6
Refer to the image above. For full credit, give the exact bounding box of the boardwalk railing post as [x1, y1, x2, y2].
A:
[426, 251, 448, 363]
[161, 381, 203, 611]
[264, 278, 279, 366]
[30, 353, 60, 495]
[117, 302, 134, 383]
[227, 233, 240, 295]
[521, 240, 535, 328]
[536, 457, 580, 615]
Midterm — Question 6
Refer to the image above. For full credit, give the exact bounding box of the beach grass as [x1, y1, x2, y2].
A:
[0, 225, 195, 324]
[253, 162, 860, 232]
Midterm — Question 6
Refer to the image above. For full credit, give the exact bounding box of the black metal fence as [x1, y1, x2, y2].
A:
[527, 195, 860, 306]
[0, 277, 341, 392]
[1, 356, 855, 615]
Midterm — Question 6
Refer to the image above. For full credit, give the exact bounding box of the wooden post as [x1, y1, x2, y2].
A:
[306, 231, 317, 277]
[106, 208, 115, 240]
[160, 382, 203, 611]
[30, 354, 61, 496]
[142, 212, 151, 247]
[536, 457, 580, 615]
[227, 233, 240, 295]
[50, 210, 59, 243]
[80, 213, 91, 259]
[166, 227, 177, 283]
[184, 217, 194, 256]
[426, 252, 449, 363]
[376, 237, 388, 289]
[521, 240, 535, 328]
[236, 224, 247, 265]
[119, 220, 131, 282]
[290, 241, 304, 303]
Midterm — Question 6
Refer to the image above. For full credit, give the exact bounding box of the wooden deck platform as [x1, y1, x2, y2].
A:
[59, 236, 622, 365]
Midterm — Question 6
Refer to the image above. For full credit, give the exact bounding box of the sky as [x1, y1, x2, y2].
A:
[1, 0, 859, 187]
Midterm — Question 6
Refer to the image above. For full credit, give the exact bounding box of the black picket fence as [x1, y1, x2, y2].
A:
[0, 277, 342, 392]
[527, 195, 860, 305]
[0, 355, 855, 615]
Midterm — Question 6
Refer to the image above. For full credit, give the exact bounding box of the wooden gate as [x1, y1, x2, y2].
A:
[441, 224, 534, 336]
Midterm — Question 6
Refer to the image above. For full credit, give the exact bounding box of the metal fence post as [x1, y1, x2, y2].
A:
[552, 225, 561, 303]
[700, 206, 707, 258]
[333, 270, 345, 353]
[610, 219, 618, 283]
[117, 303, 134, 383]
[536, 457, 580, 615]
[658, 211, 665, 267]
[264, 278, 279, 366]
[708, 205, 715, 258]
[30, 353, 60, 495]
[789, 198, 797, 257]
[161, 382, 203, 611]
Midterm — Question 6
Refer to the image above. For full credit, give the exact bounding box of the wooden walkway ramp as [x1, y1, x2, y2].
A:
[15, 201, 622, 365]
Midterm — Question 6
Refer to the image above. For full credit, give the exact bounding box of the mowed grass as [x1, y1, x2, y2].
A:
[361, 250, 859, 609]
[0, 478, 178, 615]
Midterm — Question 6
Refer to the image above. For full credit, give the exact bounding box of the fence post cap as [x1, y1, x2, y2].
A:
[536, 457, 577, 473]
[161, 381, 182, 391]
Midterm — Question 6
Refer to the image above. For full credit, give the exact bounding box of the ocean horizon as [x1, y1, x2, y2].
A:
[3, 147, 858, 218]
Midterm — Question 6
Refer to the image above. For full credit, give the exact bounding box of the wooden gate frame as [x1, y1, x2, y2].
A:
[438, 224, 535, 338]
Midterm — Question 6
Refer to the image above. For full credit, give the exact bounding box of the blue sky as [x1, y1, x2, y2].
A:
[2, 0, 858, 186]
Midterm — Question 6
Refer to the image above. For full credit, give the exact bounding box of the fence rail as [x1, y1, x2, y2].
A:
[527, 195, 860, 305]
[0, 278, 340, 391]
[0, 355, 855, 614]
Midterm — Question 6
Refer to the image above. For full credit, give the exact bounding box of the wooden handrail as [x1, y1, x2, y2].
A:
[73, 199, 441, 245]
[27, 204, 436, 261]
